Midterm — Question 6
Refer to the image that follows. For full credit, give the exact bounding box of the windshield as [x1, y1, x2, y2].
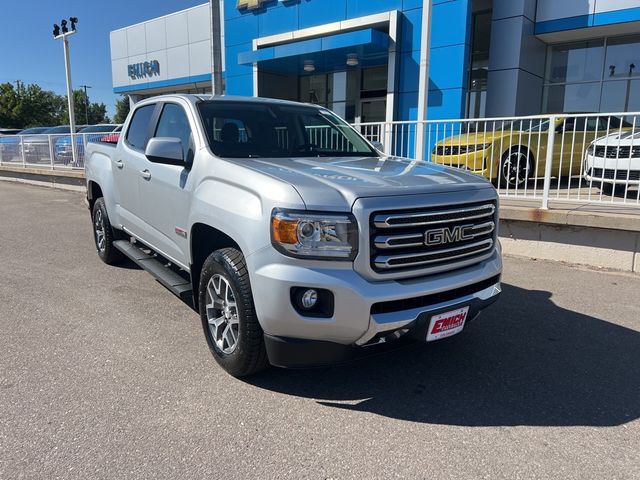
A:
[197, 101, 377, 158]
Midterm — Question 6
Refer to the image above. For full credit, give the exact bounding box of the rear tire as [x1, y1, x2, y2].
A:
[199, 248, 269, 377]
[92, 197, 125, 265]
[600, 182, 615, 196]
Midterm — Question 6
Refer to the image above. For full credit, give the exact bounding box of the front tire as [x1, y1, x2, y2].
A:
[92, 197, 124, 265]
[199, 248, 268, 377]
[498, 147, 533, 188]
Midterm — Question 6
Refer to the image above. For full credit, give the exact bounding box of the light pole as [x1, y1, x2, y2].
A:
[79, 84, 92, 125]
[53, 17, 79, 166]
[415, 0, 433, 161]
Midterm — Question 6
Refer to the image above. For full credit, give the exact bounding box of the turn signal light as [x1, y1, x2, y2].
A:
[271, 216, 299, 245]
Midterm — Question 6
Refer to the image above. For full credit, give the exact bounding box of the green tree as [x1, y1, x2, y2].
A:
[0, 83, 20, 127]
[60, 90, 110, 125]
[0, 82, 65, 128]
[113, 95, 130, 124]
[18, 84, 67, 127]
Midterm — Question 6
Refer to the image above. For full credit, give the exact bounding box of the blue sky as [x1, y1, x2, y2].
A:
[1, 0, 204, 119]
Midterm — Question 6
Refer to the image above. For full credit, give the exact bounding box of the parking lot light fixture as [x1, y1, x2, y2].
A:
[53, 17, 79, 167]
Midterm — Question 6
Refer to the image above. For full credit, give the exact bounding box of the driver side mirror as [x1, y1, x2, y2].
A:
[145, 137, 188, 167]
[371, 141, 384, 152]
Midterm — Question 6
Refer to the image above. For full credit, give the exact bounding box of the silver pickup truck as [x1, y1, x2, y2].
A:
[85, 94, 502, 377]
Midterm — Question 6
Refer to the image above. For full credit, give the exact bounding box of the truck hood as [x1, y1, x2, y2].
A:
[226, 155, 493, 210]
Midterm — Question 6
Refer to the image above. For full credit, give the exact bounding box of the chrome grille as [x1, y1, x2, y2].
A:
[370, 201, 497, 273]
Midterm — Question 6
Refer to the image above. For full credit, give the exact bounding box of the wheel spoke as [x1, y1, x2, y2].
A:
[223, 325, 235, 350]
[209, 315, 225, 329]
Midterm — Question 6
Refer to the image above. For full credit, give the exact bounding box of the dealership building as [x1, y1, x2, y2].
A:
[111, 0, 640, 125]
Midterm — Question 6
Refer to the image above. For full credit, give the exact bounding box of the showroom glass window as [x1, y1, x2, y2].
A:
[543, 35, 640, 113]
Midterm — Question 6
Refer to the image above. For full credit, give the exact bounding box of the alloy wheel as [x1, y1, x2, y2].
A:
[205, 274, 240, 354]
[502, 151, 529, 187]
[94, 209, 106, 252]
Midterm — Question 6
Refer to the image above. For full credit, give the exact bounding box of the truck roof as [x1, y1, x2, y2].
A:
[135, 94, 320, 110]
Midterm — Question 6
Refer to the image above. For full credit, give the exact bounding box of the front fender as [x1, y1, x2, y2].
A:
[188, 174, 305, 260]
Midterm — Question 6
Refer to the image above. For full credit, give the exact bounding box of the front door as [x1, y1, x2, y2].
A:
[137, 102, 194, 268]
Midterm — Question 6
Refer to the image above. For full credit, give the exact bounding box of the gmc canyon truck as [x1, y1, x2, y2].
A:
[85, 95, 502, 377]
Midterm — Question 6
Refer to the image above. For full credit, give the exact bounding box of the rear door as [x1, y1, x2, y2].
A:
[113, 103, 158, 238]
[137, 102, 194, 268]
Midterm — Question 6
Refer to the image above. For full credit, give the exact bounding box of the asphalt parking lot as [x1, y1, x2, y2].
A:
[1, 181, 639, 480]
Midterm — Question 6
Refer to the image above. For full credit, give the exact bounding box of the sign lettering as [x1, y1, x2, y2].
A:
[128, 60, 160, 79]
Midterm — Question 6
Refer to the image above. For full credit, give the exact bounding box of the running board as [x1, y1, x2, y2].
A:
[114, 240, 193, 304]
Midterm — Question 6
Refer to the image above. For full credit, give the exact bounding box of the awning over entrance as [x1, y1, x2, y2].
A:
[238, 28, 390, 75]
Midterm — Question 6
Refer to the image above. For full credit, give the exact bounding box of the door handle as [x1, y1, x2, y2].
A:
[115, 160, 124, 169]
[141, 169, 152, 180]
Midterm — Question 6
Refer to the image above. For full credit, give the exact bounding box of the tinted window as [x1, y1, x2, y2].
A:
[154, 104, 192, 159]
[126, 104, 155, 150]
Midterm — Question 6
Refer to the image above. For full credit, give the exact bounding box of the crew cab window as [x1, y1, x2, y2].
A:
[126, 104, 155, 150]
[154, 103, 193, 159]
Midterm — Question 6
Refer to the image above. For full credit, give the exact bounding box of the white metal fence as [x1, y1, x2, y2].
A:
[353, 112, 640, 208]
[3, 113, 640, 209]
[0, 132, 118, 169]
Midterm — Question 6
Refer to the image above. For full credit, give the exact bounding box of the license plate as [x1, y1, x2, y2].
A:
[426, 306, 469, 342]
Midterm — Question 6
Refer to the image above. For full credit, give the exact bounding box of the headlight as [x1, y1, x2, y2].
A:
[271, 209, 358, 260]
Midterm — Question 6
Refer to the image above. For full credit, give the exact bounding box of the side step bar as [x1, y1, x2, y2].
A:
[114, 240, 193, 304]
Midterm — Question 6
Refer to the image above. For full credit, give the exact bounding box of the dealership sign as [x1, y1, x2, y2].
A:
[128, 60, 160, 79]
[237, 0, 265, 9]
[237, 0, 292, 10]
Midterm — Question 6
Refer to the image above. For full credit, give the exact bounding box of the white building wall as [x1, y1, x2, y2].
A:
[536, 0, 638, 23]
[110, 3, 212, 91]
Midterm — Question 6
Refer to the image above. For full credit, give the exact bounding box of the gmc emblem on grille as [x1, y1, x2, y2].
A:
[425, 225, 474, 246]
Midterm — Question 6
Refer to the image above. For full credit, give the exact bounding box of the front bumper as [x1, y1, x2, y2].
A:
[584, 153, 640, 185]
[248, 244, 502, 367]
[264, 277, 501, 368]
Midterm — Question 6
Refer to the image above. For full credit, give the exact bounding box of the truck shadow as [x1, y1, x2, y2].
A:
[247, 284, 640, 427]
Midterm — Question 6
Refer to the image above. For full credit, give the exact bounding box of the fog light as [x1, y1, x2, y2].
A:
[300, 289, 318, 310]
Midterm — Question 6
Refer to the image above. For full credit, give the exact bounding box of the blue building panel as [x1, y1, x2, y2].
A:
[225, 73, 254, 96]
[398, 50, 420, 94]
[429, 44, 468, 91]
[298, 0, 348, 29]
[223, 0, 473, 121]
[258, 4, 299, 37]
[430, 0, 472, 49]
[225, 13, 259, 47]
[399, 7, 423, 54]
